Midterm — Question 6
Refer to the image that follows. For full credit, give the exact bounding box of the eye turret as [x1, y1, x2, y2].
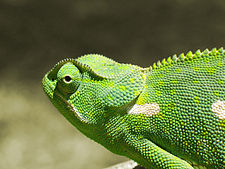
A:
[57, 62, 81, 93]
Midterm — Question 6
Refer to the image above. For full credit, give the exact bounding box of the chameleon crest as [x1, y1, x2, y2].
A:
[43, 48, 225, 169]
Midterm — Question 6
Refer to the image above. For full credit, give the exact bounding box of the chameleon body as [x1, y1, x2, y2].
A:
[42, 48, 225, 169]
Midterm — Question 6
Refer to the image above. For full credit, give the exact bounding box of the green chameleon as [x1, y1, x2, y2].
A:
[42, 48, 225, 169]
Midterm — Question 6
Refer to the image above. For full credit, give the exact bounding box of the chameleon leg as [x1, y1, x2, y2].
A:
[125, 136, 194, 169]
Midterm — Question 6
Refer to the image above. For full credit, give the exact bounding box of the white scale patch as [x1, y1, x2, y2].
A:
[128, 103, 160, 116]
[212, 100, 225, 120]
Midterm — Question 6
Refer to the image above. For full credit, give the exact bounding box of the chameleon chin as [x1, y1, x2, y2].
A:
[43, 48, 225, 169]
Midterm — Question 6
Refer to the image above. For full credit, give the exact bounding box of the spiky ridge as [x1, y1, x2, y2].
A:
[150, 47, 225, 70]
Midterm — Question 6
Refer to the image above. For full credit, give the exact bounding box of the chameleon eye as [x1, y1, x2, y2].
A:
[57, 62, 81, 93]
[64, 75, 72, 83]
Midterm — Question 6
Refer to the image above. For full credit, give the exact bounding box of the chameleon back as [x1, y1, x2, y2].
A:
[133, 48, 225, 168]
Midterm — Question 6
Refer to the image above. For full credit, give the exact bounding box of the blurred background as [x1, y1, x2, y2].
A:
[0, 0, 225, 169]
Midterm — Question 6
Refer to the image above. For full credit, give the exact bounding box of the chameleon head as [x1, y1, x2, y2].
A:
[42, 59, 86, 128]
[42, 54, 146, 133]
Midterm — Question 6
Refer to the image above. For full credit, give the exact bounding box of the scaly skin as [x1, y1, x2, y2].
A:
[42, 48, 225, 169]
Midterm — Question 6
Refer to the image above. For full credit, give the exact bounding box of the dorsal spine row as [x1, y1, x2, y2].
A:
[150, 47, 224, 70]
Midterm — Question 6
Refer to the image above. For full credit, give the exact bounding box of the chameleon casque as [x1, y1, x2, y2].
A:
[42, 48, 225, 169]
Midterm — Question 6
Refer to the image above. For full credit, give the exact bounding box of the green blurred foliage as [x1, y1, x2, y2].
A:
[0, 0, 225, 168]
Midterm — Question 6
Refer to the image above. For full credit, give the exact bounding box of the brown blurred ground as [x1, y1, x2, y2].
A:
[0, 0, 225, 169]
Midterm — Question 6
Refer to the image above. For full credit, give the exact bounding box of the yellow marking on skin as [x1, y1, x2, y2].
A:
[208, 68, 216, 75]
[119, 71, 124, 74]
[204, 57, 209, 63]
[176, 69, 181, 73]
[217, 61, 223, 67]
[194, 96, 200, 104]
[193, 80, 199, 84]
[156, 91, 161, 96]
[107, 95, 113, 101]
[128, 103, 160, 117]
[214, 90, 220, 96]
[212, 100, 225, 120]
[158, 74, 164, 78]
[166, 69, 171, 73]
[193, 67, 200, 71]
[119, 86, 126, 91]
[133, 90, 140, 96]
[76, 91, 81, 96]
[137, 92, 149, 105]
[158, 81, 164, 86]
[180, 120, 185, 126]
[158, 113, 165, 120]
[108, 82, 114, 88]
[219, 120, 225, 128]
[170, 89, 176, 95]
[171, 80, 178, 84]
[129, 78, 135, 83]
[141, 74, 147, 81]
[100, 82, 106, 87]
[150, 84, 154, 88]
[218, 80, 224, 85]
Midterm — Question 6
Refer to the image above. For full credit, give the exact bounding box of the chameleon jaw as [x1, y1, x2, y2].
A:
[55, 89, 90, 124]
